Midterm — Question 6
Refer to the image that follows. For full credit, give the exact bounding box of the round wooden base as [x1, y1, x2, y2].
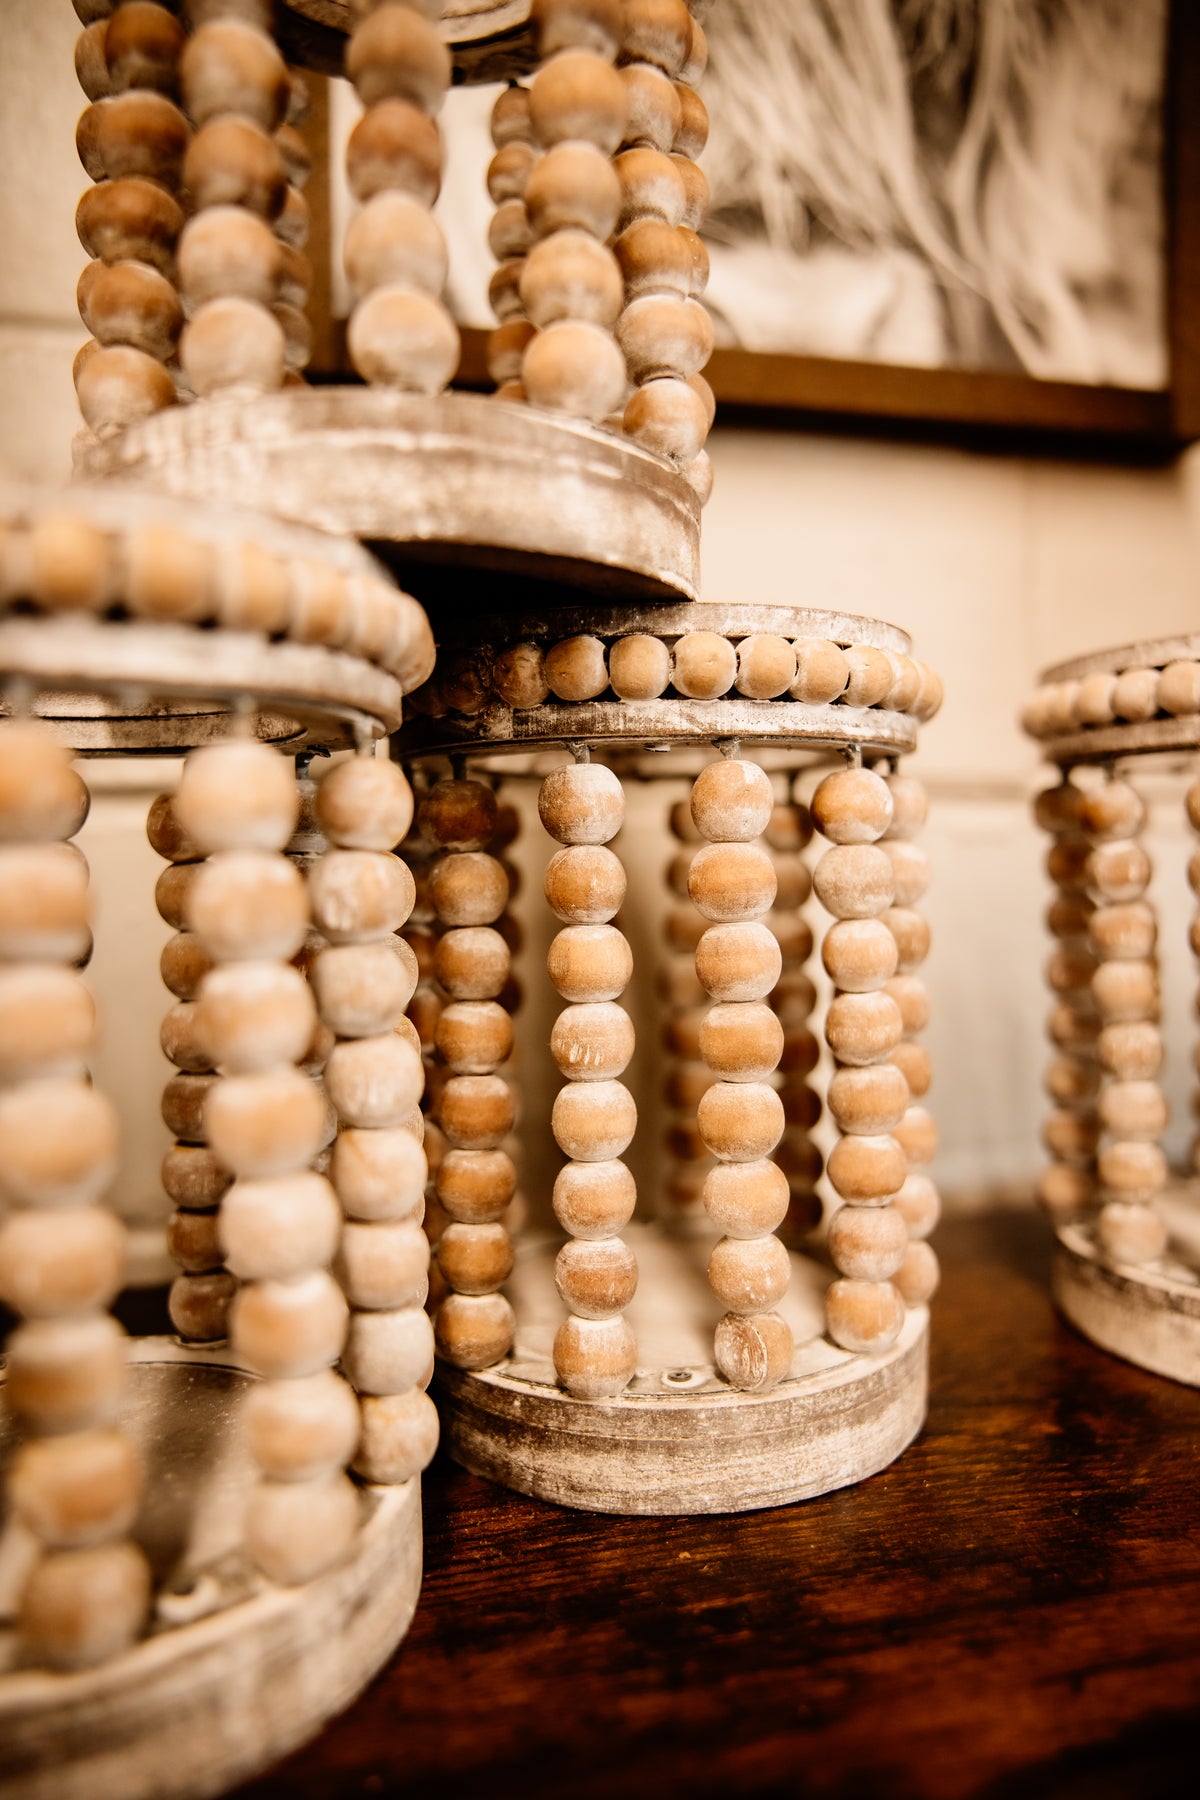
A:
[1053, 1189, 1200, 1387]
[77, 390, 700, 605]
[0, 1339, 422, 1800]
[436, 1226, 928, 1515]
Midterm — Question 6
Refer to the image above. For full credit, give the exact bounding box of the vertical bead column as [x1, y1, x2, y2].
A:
[1188, 776, 1200, 1181]
[661, 803, 712, 1223]
[343, 1, 459, 394]
[519, 0, 629, 422]
[73, 0, 187, 440]
[308, 755, 439, 1487]
[615, 0, 714, 502]
[1084, 774, 1169, 1266]
[882, 771, 940, 1305]
[150, 789, 236, 1343]
[273, 76, 314, 381]
[175, 737, 357, 1586]
[812, 763, 908, 1356]
[0, 720, 151, 1670]
[486, 82, 538, 396]
[422, 776, 518, 1373]
[1035, 777, 1102, 1222]
[177, 0, 290, 400]
[766, 797, 824, 1238]
[541, 757, 638, 1398]
[690, 754, 793, 1394]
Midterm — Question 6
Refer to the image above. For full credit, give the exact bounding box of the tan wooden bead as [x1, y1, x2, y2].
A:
[436, 1220, 513, 1296]
[331, 1125, 426, 1223]
[1044, 1054, 1100, 1108]
[434, 926, 511, 1000]
[552, 1312, 635, 1398]
[820, 918, 897, 994]
[826, 991, 904, 1067]
[551, 1159, 635, 1240]
[1046, 892, 1094, 940]
[74, 341, 175, 434]
[773, 968, 817, 1022]
[488, 260, 526, 327]
[555, 1236, 637, 1320]
[490, 642, 547, 710]
[75, 175, 182, 273]
[436, 1001, 514, 1075]
[828, 1202, 908, 1282]
[840, 645, 893, 708]
[1036, 1162, 1092, 1221]
[529, 50, 625, 151]
[614, 145, 685, 229]
[522, 319, 626, 419]
[491, 81, 534, 146]
[552, 1078, 636, 1160]
[813, 766, 893, 846]
[1096, 1199, 1167, 1264]
[10, 1427, 140, 1552]
[1088, 902, 1156, 961]
[671, 631, 735, 701]
[665, 1062, 711, 1110]
[713, 1310, 792, 1393]
[0, 965, 95, 1082]
[181, 16, 288, 129]
[1098, 1138, 1167, 1198]
[614, 218, 692, 296]
[729, 635, 796, 701]
[825, 1276, 904, 1354]
[769, 912, 814, 975]
[894, 1240, 939, 1306]
[790, 639, 849, 704]
[1078, 781, 1145, 842]
[167, 1268, 236, 1340]
[245, 1471, 359, 1587]
[174, 740, 297, 856]
[617, 292, 712, 381]
[312, 940, 417, 1039]
[160, 1000, 212, 1074]
[309, 849, 415, 945]
[1092, 958, 1158, 1023]
[520, 228, 623, 329]
[1159, 659, 1200, 714]
[438, 1073, 517, 1151]
[325, 1032, 424, 1130]
[348, 285, 459, 392]
[532, 0, 623, 55]
[342, 1302, 434, 1394]
[206, 1067, 329, 1178]
[344, 190, 447, 301]
[602, 633, 670, 702]
[523, 142, 620, 243]
[184, 115, 286, 219]
[778, 1029, 820, 1080]
[0, 1204, 122, 1320]
[1098, 1079, 1167, 1139]
[674, 78, 707, 153]
[623, 376, 707, 463]
[813, 844, 895, 920]
[146, 795, 201, 867]
[194, 960, 315, 1074]
[697, 1081, 784, 1162]
[492, 323, 542, 386]
[1048, 1006, 1101, 1058]
[232, 1270, 348, 1379]
[162, 1142, 229, 1211]
[894, 1106, 938, 1172]
[550, 640, 615, 702]
[690, 758, 773, 841]
[242, 1368, 360, 1482]
[336, 1218, 430, 1313]
[1086, 838, 1152, 905]
[886, 974, 930, 1037]
[883, 906, 931, 974]
[419, 777, 498, 851]
[76, 90, 187, 187]
[187, 852, 308, 962]
[695, 920, 782, 1003]
[1071, 671, 1117, 726]
[706, 1234, 788, 1315]
[1042, 1108, 1099, 1163]
[893, 1171, 940, 1240]
[76, 258, 181, 361]
[436, 1147, 516, 1224]
[548, 923, 632, 1001]
[551, 1001, 635, 1080]
[668, 797, 704, 842]
[1046, 839, 1090, 893]
[701, 1160, 787, 1240]
[622, 0, 691, 74]
[217, 1172, 340, 1282]
[488, 140, 536, 203]
[619, 60, 682, 150]
[542, 844, 624, 924]
[0, 724, 88, 842]
[686, 841, 776, 922]
[827, 1133, 906, 1204]
[5, 1313, 126, 1433]
[76, 17, 112, 99]
[1111, 667, 1159, 722]
[539, 765, 623, 849]
[1033, 782, 1086, 835]
[698, 1003, 783, 1084]
[0, 1077, 118, 1210]
[354, 1387, 440, 1484]
[315, 756, 413, 852]
[347, 3, 450, 109]
[166, 1205, 222, 1274]
[346, 98, 441, 206]
[19, 1541, 151, 1671]
[880, 774, 926, 840]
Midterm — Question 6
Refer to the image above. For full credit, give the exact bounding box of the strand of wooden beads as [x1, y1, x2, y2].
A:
[1188, 774, 1200, 1178]
[766, 795, 824, 1240]
[175, 735, 359, 1586]
[660, 797, 713, 1226]
[73, 0, 188, 441]
[422, 774, 518, 1372]
[343, 0, 459, 393]
[1082, 771, 1169, 1266]
[615, 0, 714, 502]
[812, 760, 908, 1355]
[519, 0, 629, 422]
[273, 73, 314, 380]
[690, 750, 793, 1393]
[0, 718, 152, 1670]
[881, 769, 940, 1305]
[541, 752, 639, 1396]
[175, 0, 291, 399]
[150, 787, 236, 1343]
[308, 754, 439, 1487]
[486, 81, 538, 398]
[1035, 777, 1102, 1222]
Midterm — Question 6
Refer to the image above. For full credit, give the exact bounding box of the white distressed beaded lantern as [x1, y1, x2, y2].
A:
[0, 479, 437, 1800]
[1026, 639, 1200, 1387]
[396, 603, 944, 1513]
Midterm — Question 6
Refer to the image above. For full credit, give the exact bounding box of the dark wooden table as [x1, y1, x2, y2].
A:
[234, 1212, 1200, 1800]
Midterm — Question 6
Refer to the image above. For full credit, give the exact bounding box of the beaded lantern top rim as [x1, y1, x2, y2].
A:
[1039, 632, 1200, 686]
[1025, 630, 1200, 762]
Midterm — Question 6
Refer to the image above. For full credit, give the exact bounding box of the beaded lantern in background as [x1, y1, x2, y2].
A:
[1025, 638, 1200, 1387]
[0, 479, 436, 1800]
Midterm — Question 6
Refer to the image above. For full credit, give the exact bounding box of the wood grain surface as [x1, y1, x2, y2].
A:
[227, 1210, 1200, 1800]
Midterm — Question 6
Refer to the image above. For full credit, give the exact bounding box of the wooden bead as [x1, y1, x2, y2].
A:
[10, 1427, 139, 1554]
[348, 285, 459, 392]
[707, 1306, 791, 1393]
[552, 1158, 636, 1239]
[698, 1003, 783, 1082]
[336, 1217, 429, 1312]
[343, 189, 448, 300]
[552, 1313, 635, 1398]
[162, 1143, 229, 1212]
[146, 794, 201, 866]
[491, 642, 547, 709]
[185, 115, 286, 217]
[1097, 1139, 1167, 1197]
[194, 960, 315, 1073]
[778, 1028, 819, 1079]
[420, 777, 498, 851]
[1086, 839, 1151, 904]
[77, 258, 182, 360]
[813, 845, 895, 919]
[242, 1368, 359, 1482]
[841, 645, 893, 708]
[309, 849, 414, 944]
[1078, 781, 1145, 841]
[491, 82, 534, 146]
[436, 1147, 515, 1224]
[672, 631, 735, 700]
[552, 1078, 636, 1161]
[1110, 666, 1159, 721]
[488, 140, 536, 203]
[245, 1472, 359, 1586]
[690, 758, 773, 841]
[0, 724, 89, 841]
[19, 1541, 151, 1671]
[555, 1237, 637, 1320]
[76, 90, 187, 187]
[547, 921, 632, 1000]
[619, 290, 712, 381]
[432, 1290, 513, 1370]
[826, 991, 904, 1066]
[700, 1160, 787, 1240]
[1096, 1199, 1167, 1264]
[813, 768, 893, 846]
[619, 60, 682, 150]
[1092, 958, 1158, 1022]
[312, 939, 417, 1039]
[315, 757, 413, 852]
[522, 319, 626, 419]
[206, 1067, 329, 1178]
[623, 375, 708, 461]
[825, 1276, 904, 1354]
[613, 145, 684, 232]
[544, 844, 626, 923]
[551, 1001, 634, 1079]
[1046, 892, 1094, 940]
[539, 765, 623, 848]
[674, 80, 708, 155]
[520, 233, 621, 338]
[346, 98, 441, 206]
[1042, 1108, 1100, 1162]
[353, 1387, 439, 1484]
[529, 50, 625, 151]
[789, 639, 850, 704]
[1088, 901, 1156, 960]
[75, 341, 176, 434]
[708, 1234, 789, 1314]
[894, 1172, 940, 1240]
[187, 851, 308, 963]
[217, 1172, 340, 1281]
[828, 1134, 906, 1202]
[438, 1074, 516, 1149]
[822, 918, 898, 992]
[614, 218, 692, 296]
[622, 0, 691, 74]
[342, 1302, 434, 1394]
[174, 741, 297, 855]
[331, 1124, 426, 1222]
[181, 18, 288, 130]
[695, 921, 782, 1003]
[435, 1001, 514, 1075]
[522, 145, 614, 244]
[75, 175, 182, 273]
[232, 1270, 348, 1379]
[180, 204, 286, 311]
[1048, 1006, 1101, 1057]
[325, 1032, 423, 1130]
[1037, 1162, 1092, 1220]
[1098, 1079, 1167, 1138]
[5, 1314, 126, 1432]
[76, 17, 112, 99]
[436, 1221, 512, 1297]
[894, 1240, 939, 1306]
[729, 635, 796, 701]
[167, 1268, 236, 1340]
[160, 1000, 212, 1074]
[434, 926, 511, 1000]
[0, 966, 94, 1081]
[0, 1078, 118, 1209]
[886, 974, 930, 1036]
[697, 1081, 784, 1161]
[1045, 1054, 1100, 1108]
[347, 4, 450, 109]
[167, 1205, 223, 1273]
[0, 1203, 123, 1321]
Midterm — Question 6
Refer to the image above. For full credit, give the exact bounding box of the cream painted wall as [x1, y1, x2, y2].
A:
[3, 0, 1200, 1238]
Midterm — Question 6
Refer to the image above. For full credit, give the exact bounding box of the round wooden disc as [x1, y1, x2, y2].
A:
[1053, 1189, 1200, 1387]
[436, 1225, 928, 1515]
[77, 390, 701, 606]
[0, 1339, 423, 1800]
